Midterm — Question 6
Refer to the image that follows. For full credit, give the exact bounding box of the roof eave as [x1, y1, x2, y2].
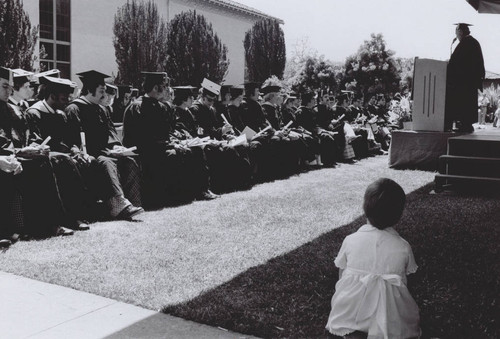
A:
[206, 0, 284, 24]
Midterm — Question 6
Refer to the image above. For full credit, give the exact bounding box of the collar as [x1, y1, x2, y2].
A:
[42, 100, 56, 114]
[358, 224, 399, 236]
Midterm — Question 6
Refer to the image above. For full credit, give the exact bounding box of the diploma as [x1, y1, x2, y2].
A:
[80, 132, 87, 154]
[220, 114, 230, 125]
[40, 136, 51, 147]
[282, 120, 293, 130]
[253, 125, 272, 139]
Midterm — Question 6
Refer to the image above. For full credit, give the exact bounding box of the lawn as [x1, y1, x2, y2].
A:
[0, 155, 433, 314]
[163, 184, 500, 338]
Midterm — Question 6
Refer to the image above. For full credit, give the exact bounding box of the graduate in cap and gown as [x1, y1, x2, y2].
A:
[189, 80, 251, 192]
[25, 76, 101, 228]
[0, 66, 75, 238]
[446, 23, 485, 132]
[171, 85, 199, 136]
[260, 82, 301, 177]
[111, 84, 132, 123]
[296, 91, 340, 167]
[65, 70, 143, 219]
[123, 72, 217, 207]
[9, 69, 34, 113]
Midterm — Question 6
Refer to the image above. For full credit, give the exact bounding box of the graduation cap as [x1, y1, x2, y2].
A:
[105, 83, 118, 96]
[117, 85, 132, 99]
[454, 23, 473, 32]
[260, 85, 281, 95]
[39, 76, 74, 94]
[141, 71, 169, 85]
[229, 85, 244, 98]
[76, 70, 110, 87]
[201, 78, 221, 97]
[0, 67, 14, 86]
[12, 69, 34, 86]
[243, 81, 261, 95]
[33, 69, 61, 83]
[172, 85, 197, 94]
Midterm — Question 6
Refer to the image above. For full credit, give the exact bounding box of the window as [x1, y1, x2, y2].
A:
[39, 0, 71, 78]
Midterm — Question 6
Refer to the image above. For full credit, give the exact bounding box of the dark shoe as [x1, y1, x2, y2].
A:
[198, 190, 219, 200]
[55, 227, 74, 236]
[0, 239, 12, 248]
[116, 205, 144, 220]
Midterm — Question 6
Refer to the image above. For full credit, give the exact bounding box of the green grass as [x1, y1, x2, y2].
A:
[0, 155, 433, 314]
[163, 185, 500, 338]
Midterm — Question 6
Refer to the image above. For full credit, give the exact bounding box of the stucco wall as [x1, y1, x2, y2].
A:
[23, 0, 270, 86]
[71, 1, 125, 86]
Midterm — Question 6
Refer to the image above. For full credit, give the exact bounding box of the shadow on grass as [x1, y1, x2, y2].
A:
[163, 183, 500, 339]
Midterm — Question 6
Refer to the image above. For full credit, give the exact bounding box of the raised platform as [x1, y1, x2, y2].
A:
[435, 124, 500, 191]
[388, 130, 465, 171]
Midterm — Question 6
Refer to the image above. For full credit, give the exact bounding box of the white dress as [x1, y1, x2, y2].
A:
[325, 224, 420, 339]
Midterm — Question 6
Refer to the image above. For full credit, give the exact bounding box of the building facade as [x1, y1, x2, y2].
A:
[23, 0, 283, 86]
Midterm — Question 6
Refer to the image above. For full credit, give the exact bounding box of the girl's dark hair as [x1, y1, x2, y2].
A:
[363, 178, 406, 229]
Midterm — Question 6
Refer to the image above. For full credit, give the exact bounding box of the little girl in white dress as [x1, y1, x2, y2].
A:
[326, 178, 420, 339]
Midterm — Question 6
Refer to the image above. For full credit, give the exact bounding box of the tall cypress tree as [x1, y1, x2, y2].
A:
[244, 19, 286, 82]
[113, 0, 169, 87]
[165, 10, 229, 86]
[0, 0, 38, 70]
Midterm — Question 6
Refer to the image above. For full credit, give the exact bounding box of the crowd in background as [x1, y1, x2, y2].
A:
[0, 66, 412, 248]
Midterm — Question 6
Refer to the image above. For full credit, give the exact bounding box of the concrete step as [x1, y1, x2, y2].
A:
[434, 173, 500, 192]
[438, 155, 500, 177]
[448, 135, 500, 157]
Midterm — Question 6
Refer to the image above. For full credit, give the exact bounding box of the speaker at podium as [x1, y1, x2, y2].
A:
[412, 58, 450, 132]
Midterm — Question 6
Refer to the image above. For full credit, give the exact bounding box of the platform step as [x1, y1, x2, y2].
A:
[438, 155, 500, 177]
[448, 136, 500, 157]
[435, 173, 500, 192]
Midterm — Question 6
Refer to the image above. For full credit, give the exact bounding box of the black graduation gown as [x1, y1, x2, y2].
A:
[240, 99, 269, 132]
[296, 106, 338, 165]
[65, 98, 142, 207]
[123, 96, 209, 206]
[190, 101, 223, 139]
[26, 100, 99, 221]
[447, 35, 485, 127]
[0, 101, 69, 236]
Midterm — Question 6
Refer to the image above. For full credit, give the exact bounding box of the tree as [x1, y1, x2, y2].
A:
[165, 10, 229, 86]
[0, 0, 38, 70]
[113, 0, 169, 87]
[287, 55, 343, 94]
[244, 19, 286, 82]
[394, 57, 415, 91]
[342, 33, 400, 98]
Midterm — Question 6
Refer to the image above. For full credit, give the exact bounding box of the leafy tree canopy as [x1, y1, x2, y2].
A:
[113, 0, 168, 88]
[0, 0, 38, 70]
[166, 10, 228, 86]
[244, 19, 286, 82]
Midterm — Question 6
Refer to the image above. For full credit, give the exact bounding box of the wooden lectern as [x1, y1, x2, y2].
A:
[412, 58, 448, 131]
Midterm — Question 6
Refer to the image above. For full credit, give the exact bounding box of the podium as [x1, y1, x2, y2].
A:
[412, 58, 448, 131]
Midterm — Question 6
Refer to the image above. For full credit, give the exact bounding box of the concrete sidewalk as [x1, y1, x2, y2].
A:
[0, 271, 256, 338]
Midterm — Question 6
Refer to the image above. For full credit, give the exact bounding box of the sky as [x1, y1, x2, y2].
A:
[237, 0, 500, 74]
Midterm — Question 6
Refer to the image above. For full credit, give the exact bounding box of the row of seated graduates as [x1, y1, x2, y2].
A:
[0, 66, 391, 247]
[0, 67, 147, 248]
[119, 76, 388, 210]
